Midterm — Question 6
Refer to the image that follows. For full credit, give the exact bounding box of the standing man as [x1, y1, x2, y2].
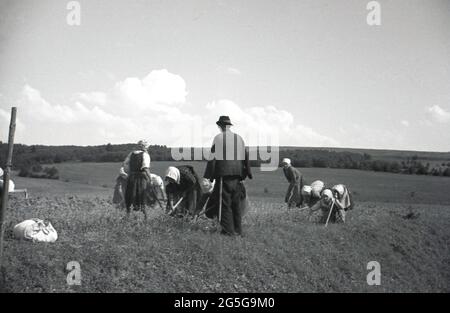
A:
[204, 116, 252, 236]
[281, 158, 304, 209]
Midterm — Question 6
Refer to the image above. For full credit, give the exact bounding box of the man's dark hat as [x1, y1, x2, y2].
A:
[216, 116, 233, 126]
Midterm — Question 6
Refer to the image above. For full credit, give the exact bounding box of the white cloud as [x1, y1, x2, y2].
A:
[217, 66, 242, 76]
[202, 99, 338, 147]
[75, 91, 107, 107]
[226, 67, 242, 75]
[113, 69, 187, 109]
[0, 109, 11, 137]
[12, 85, 134, 144]
[0, 107, 26, 140]
[5, 70, 195, 145]
[7, 69, 338, 148]
[427, 105, 450, 124]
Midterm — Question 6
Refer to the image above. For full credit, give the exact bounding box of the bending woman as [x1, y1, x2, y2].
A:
[165, 165, 203, 217]
[120, 140, 153, 219]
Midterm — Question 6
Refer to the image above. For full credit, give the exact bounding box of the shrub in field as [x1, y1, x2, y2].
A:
[18, 164, 59, 179]
[18, 167, 30, 177]
[43, 166, 59, 179]
[31, 164, 43, 172]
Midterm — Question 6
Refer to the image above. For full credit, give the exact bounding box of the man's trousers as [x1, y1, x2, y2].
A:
[206, 176, 246, 235]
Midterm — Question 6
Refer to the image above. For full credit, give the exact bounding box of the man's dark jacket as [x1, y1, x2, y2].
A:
[204, 129, 252, 180]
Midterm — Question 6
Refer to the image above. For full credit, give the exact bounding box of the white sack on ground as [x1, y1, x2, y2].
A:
[13, 218, 58, 243]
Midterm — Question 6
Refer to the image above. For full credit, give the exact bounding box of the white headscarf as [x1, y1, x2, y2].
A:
[332, 184, 352, 209]
[201, 178, 215, 193]
[311, 180, 325, 198]
[137, 140, 149, 151]
[281, 158, 291, 166]
[322, 189, 334, 201]
[332, 184, 345, 197]
[150, 173, 164, 187]
[165, 166, 180, 184]
[301, 185, 312, 196]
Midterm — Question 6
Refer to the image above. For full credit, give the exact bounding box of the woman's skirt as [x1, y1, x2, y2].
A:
[125, 172, 153, 210]
[113, 175, 127, 209]
[167, 186, 200, 216]
[287, 183, 303, 208]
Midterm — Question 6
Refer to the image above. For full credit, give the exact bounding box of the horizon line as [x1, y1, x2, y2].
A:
[2, 142, 449, 154]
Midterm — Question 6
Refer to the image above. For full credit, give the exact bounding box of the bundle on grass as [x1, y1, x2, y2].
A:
[0, 178, 15, 192]
[13, 218, 58, 243]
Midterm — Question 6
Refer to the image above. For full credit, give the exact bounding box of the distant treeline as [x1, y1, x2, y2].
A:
[275, 150, 450, 177]
[0, 143, 171, 179]
[1, 143, 450, 178]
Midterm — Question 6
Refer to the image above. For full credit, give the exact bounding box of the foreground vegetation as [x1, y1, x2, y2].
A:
[1, 195, 449, 292]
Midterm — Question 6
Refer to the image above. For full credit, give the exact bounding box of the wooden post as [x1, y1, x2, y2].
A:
[0, 107, 17, 269]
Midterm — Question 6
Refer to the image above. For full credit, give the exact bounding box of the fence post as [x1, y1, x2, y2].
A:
[0, 107, 17, 270]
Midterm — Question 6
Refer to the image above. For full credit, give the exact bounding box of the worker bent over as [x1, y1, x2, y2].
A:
[281, 158, 304, 209]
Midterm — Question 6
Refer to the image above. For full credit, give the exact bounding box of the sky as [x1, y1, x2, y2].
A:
[0, 0, 449, 151]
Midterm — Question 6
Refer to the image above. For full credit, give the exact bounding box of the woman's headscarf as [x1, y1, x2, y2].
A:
[201, 178, 215, 193]
[137, 140, 149, 151]
[332, 184, 352, 209]
[150, 174, 164, 187]
[301, 185, 312, 197]
[311, 180, 325, 198]
[281, 158, 291, 166]
[165, 166, 180, 184]
[332, 184, 345, 197]
[321, 188, 334, 205]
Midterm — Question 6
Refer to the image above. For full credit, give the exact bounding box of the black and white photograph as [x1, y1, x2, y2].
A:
[0, 0, 449, 301]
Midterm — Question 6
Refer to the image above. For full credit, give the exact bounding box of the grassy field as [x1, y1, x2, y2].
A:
[2, 162, 450, 292]
[13, 161, 450, 205]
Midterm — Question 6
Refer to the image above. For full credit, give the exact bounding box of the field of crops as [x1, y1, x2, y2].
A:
[1, 162, 450, 292]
